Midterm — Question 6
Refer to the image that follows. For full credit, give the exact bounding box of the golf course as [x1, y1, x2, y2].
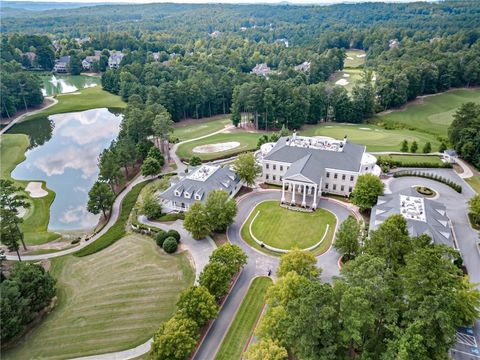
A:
[3, 234, 194, 360]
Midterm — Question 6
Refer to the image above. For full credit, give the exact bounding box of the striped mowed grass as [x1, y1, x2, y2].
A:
[3, 234, 194, 360]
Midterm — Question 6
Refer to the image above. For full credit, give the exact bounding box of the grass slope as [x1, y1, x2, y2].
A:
[215, 276, 273, 360]
[176, 132, 262, 161]
[344, 49, 366, 68]
[375, 88, 480, 137]
[241, 201, 336, 255]
[328, 68, 364, 93]
[3, 234, 194, 360]
[466, 176, 480, 194]
[377, 154, 444, 166]
[0, 134, 59, 244]
[301, 123, 440, 152]
[173, 117, 230, 141]
[74, 181, 149, 257]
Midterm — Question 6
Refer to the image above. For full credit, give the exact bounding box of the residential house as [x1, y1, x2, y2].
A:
[108, 52, 124, 69]
[53, 56, 71, 73]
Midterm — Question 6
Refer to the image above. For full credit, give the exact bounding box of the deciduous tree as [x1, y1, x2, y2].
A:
[334, 216, 361, 261]
[204, 190, 237, 232]
[176, 285, 219, 327]
[183, 202, 211, 239]
[276, 249, 320, 279]
[87, 181, 115, 218]
[244, 338, 288, 360]
[151, 315, 198, 360]
[233, 152, 261, 187]
[350, 174, 384, 211]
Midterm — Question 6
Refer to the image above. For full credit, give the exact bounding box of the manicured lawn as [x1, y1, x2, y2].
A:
[243, 201, 336, 252]
[301, 123, 440, 152]
[173, 117, 231, 141]
[466, 176, 480, 194]
[0, 134, 59, 245]
[375, 88, 480, 137]
[344, 49, 366, 68]
[377, 154, 444, 166]
[3, 234, 194, 360]
[176, 132, 262, 161]
[215, 276, 273, 360]
[74, 181, 149, 257]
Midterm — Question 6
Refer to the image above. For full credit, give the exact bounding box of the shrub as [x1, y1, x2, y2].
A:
[163, 237, 178, 253]
[189, 156, 202, 166]
[393, 171, 462, 193]
[155, 230, 169, 247]
[167, 229, 181, 242]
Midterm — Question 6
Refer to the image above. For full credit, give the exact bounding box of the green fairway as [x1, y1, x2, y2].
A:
[176, 131, 262, 161]
[375, 88, 480, 137]
[215, 276, 273, 360]
[173, 117, 231, 141]
[301, 123, 440, 152]
[3, 234, 194, 360]
[25, 86, 126, 122]
[244, 201, 336, 252]
[377, 154, 444, 166]
[328, 68, 364, 93]
[0, 134, 59, 245]
[344, 49, 366, 68]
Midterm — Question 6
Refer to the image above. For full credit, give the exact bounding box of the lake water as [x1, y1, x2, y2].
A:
[41, 75, 101, 96]
[9, 108, 122, 231]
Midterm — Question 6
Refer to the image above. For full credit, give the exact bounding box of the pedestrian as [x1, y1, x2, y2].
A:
[267, 269, 272, 276]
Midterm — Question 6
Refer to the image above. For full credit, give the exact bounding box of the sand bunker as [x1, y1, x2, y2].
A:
[193, 141, 240, 154]
[359, 127, 371, 130]
[335, 79, 349, 86]
[356, 54, 366, 58]
[347, 56, 354, 60]
[343, 73, 350, 78]
[25, 182, 48, 198]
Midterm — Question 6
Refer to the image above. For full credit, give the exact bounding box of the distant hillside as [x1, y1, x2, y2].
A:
[0, 1, 110, 11]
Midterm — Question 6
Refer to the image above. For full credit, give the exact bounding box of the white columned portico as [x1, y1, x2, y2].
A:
[302, 184, 307, 207]
[291, 182, 296, 204]
[281, 181, 286, 203]
[312, 184, 318, 209]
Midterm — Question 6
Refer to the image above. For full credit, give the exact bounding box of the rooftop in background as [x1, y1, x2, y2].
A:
[286, 132, 346, 152]
[399, 194, 426, 222]
[186, 164, 219, 182]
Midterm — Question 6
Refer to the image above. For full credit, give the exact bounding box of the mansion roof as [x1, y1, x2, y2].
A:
[369, 188, 454, 247]
[158, 164, 240, 205]
[264, 135, 365, 182]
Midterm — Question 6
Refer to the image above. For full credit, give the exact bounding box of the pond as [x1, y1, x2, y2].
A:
[41, 75, 101, 96]
[9, 108, 122, 231]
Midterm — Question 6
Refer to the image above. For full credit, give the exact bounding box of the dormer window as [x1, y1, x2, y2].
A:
[184, 192, 191, 199]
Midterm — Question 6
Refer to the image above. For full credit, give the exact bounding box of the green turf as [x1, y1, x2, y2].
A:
[176, 132, 262, 161]
[0, 134, 59, 245]
[301, 123, 441, 152]
[74, 181, 149, 257]
[3, 234, 194, 360]
[377, 154, 444, 166]
[173, 117, 231, 141]
[215, 276, 273, 360]
[328, 68, 365, 93]
[466, 176, 480, 194]
[344, 49, 366, 68]
[244, 200, 336, 251]
[23, 86, 126, 123]
[375, 88, 480, 137]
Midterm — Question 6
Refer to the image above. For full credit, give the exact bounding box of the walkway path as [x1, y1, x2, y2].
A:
[0, 97, 58, 135]
[170, 124, 234, 173]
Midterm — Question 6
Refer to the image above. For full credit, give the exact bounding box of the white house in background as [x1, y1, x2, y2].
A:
[53, 56, 71, 73]
[259, 132, 381, 209]
[108, 52, 125, 69]
[275, 38, 289, 47]
[443, 149, 458, 164]
[209, 30, 222, 38]
[294, 61, 311, 72]
[251, 63, 272, 77]
[389, 39, 400, 49]
[370, 188, 455, 248]
[158, 164, 242, 212]
[82, 53, 101, 70]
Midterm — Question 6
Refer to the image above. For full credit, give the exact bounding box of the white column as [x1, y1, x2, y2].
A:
[312, 184, 317, 209]
[291, 182, 296, 204]
[281, 181, 286, 203]
[302, 184, 307, 207]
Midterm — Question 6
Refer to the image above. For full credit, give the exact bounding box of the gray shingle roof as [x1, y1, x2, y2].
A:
[369, 188, 454, 247]
[159, 165, 240, 205]
[265, 136, 365, 179]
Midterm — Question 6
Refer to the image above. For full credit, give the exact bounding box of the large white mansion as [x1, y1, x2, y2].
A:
[259, 133, 381, 209]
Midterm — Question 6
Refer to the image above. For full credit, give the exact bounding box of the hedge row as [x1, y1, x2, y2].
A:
[74, 181, 149, 257]
[377, 158, 452, 169]
[393, 171, 462, 193]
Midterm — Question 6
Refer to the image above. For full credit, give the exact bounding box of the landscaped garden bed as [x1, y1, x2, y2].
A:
[415, 186, 437, 198]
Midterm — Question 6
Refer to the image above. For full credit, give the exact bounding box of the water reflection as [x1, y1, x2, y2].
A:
[41, 75, 101, 96]
[9, 108, 122, 231]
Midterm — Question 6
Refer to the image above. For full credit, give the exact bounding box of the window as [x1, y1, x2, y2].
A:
[342, 174, 346, 181]
[266, 174, 269, 180]
[334, 173, 338, 179]
[273, 164, 276, 170]
[280, 176, 283, 181]
[266, 164, 269, 169]
[326, 172, 330, 178]
[350, 175, 354, 181]
[349, 186, 353, 193]
[333, 184, 337, 190]
[273, 175, 276, 181]
[365, 166, 368, 171]
[325, 183, 329, 189]
[280, 165, 283, 171]
[341, 185, 344, 192]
